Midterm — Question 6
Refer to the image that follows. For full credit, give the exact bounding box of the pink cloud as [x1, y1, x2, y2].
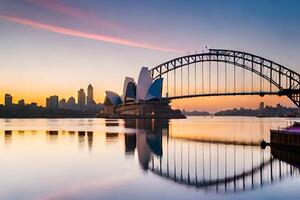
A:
[0, 15, 183, 53]
[25, 0, 122, 31]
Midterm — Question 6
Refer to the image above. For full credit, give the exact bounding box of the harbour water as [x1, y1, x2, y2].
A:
[0, 117, 300, 200]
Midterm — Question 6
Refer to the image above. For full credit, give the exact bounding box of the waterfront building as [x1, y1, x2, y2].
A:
[87, 84, 97, 111]
[102, 67, 183, 118]
[46, 98, 50, 108]
[259, 102, 265, 111]
[5, 94, 13, 107]
[59, 98, 67, 109]
[87, 84, 94, 106]
[4, 94, 13, 107]
[18, 99, 25, 106]
[66, 97, 76, 110]
[78, 89, 86, 111]
[258, 102, 265, 116]
[46, 96, 59, 110]
[28, 102, 38, 108]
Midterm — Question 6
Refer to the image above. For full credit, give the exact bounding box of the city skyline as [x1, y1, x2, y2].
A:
[2, 83, 102, 110]
[1, 0, 300, 112]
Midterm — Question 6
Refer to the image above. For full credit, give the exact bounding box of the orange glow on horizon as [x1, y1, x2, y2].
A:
[171, 95, 294, 113]
[0, 91, 105, 107]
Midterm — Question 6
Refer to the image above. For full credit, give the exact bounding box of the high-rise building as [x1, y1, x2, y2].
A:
[46, 96, 59, 110]
[66, 97, 76, 110]
[5, 94, 13, 107]
[258, 102, 265, 116]
[46, 97, 50, 108]
[18, 99, 25, 106]
[59, 98, 67, 109]
[78, 89, 86, 111]
[259, 102, 265, 111]
[87, 84, 94, 106]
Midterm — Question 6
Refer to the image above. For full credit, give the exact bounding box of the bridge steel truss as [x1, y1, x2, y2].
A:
[149, 49, 300, 108]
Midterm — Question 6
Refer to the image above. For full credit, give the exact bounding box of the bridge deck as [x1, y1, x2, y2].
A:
[164, 91, 280, 100]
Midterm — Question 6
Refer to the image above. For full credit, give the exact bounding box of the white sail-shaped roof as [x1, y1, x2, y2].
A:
[105, 91, 122, 106]
[122, 77, 136, 103]
[136, 67, 153, 101]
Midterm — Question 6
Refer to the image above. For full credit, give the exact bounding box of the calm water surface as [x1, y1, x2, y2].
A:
[0, 117, 300, 200]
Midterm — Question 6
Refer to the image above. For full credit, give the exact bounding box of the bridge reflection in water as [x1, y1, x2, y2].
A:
[123, 119, 300, 193]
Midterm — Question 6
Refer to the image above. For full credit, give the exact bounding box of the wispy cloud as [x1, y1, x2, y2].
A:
[25, 0, 122, 31]
[0, 15, 183, 53]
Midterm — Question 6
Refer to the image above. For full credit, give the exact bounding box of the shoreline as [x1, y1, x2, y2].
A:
[0, 115, 299, 119]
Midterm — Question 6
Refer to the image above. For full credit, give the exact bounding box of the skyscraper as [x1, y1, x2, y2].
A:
[78, 89, 86, 111]
[258, 102, 265, 116]
[259, 102, 265, 111]
[4, 94, 13, 107]
[46, 96, 59, 110]
[66, 97, 76, 110]
[87, 84, 94, 107]
[59, 98, 67, 109]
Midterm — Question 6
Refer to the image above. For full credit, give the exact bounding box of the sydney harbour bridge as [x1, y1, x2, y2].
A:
[149, 48, 300, 107]
[102, 48, 300, 118]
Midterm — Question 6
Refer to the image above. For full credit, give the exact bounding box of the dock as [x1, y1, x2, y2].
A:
[270, 123, 300, 149]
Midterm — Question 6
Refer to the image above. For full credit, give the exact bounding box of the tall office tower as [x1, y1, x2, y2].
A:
[46, 95, 59, 110]
[258, 101, 265, 116]
[4, 94, 13, 107]
[59, 98, 67, 109]
[78, 89, 86, 111]
[46, 98, 50, 108]
[66, 97, 76, 110]
[87, 84, 94, 106]
[259, 102, 265, 111]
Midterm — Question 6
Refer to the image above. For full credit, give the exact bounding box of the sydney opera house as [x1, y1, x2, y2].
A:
[100, 67, 185, 119]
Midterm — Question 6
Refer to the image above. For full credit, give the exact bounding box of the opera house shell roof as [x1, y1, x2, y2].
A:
[145, 78, 163, 101]
[136, 67, 153, 101]
[122, 77, 136, 104]
[105, 91, 122, 106]
[104, 67, 163, 106]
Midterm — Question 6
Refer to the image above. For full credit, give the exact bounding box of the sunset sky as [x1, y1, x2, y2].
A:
[0, 0, 300, 112]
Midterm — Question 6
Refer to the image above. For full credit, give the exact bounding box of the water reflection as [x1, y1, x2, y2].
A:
[78, 131, 85, 149]
[121, 119, 300, 193]
[124, 133, 136, 155]
[0, 118, 299, 198]
[87, 131, 93, 151]
[122, 119, 165, 170]
[46, 131, 58, 145]
[68, 131, 75, 135]
[4, 130, 12, 146]
[106, 132, 119, 143]
[271, 147, 300, 169]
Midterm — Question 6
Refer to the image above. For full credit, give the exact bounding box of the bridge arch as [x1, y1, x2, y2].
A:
[148, 139, 300, 193]
[149, 49, 300, 107]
